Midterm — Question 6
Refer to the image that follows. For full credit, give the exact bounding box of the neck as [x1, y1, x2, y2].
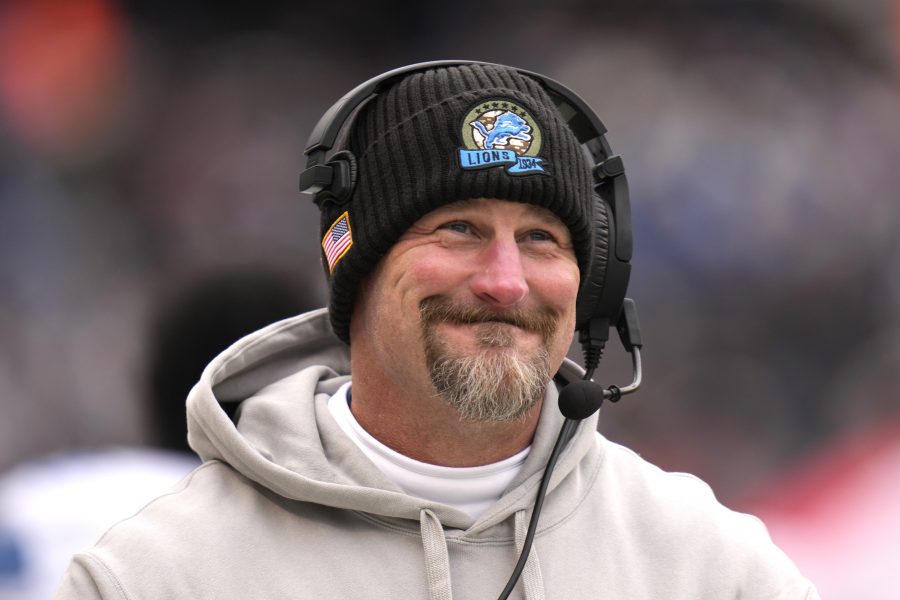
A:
[348, 355, 542, 467]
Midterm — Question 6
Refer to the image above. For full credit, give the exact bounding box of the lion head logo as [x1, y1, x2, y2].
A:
[458, 99, 545, 175]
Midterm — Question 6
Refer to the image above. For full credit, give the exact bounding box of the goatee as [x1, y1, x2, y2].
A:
[420, 297, 557, 422]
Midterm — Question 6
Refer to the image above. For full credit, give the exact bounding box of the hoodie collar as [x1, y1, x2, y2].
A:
[186, 308, 603, 533]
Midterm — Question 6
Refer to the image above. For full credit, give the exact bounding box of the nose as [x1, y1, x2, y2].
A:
[469, 238, 529, 307]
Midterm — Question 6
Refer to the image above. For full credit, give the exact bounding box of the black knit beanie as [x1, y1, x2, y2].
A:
[317, 63, 594, 344]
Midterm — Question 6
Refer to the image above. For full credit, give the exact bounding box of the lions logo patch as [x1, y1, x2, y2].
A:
[459, 99, 545, 175]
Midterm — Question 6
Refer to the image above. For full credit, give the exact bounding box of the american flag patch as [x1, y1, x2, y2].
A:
[322, 211, 353, 273]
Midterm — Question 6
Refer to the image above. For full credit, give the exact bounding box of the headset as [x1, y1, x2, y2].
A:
[300, 60, 640, 368]
[299, 61, 644, 599]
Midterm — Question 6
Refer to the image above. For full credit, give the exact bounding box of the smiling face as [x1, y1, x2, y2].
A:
[349, 197, 580, 423]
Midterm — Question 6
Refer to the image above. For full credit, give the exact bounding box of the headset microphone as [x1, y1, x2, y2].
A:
[558, 380, 607, 420]
[559, 297, 644, 421]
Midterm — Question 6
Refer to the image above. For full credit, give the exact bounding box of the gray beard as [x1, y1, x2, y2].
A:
[425, 322, 551, 423]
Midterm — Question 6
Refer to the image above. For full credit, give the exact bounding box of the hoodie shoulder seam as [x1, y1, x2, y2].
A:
[75, 551, 133, 600]
[92, 461, 216, 546]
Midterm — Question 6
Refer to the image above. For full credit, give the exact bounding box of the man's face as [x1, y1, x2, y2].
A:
[350, 198, 580, 422]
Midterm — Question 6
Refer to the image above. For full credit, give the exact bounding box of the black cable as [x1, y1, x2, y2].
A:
[494, 305, 645, 596]
[496, 417, 579, 600]
[495, 327, 608, 597]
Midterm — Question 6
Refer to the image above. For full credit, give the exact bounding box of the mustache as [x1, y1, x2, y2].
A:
[419, 297, 559, 341]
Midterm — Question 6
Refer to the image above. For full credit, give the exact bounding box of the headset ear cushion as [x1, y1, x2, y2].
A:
[575, 194, 610, 330]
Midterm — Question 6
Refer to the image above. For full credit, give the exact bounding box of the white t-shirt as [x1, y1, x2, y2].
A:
[327, 382, 529, 519]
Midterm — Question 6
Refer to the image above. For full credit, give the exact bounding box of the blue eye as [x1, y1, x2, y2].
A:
[443, 222, 471, 234]
[526, 230, 555, 242]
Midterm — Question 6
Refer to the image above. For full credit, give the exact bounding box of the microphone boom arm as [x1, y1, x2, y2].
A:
[600, 345, 641, 402]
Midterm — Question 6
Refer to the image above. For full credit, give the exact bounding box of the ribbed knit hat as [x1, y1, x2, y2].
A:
[316, 63, 594, 344]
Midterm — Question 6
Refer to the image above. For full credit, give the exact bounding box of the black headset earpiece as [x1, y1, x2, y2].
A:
[299, 60, 635, 348]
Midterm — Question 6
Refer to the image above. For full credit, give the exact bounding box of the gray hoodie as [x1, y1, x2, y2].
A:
[54, 309, 819, 599]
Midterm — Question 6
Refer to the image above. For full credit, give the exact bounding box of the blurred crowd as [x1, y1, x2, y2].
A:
[1, 0, 899, 598]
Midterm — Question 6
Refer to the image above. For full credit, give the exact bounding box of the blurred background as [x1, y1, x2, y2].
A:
[0, 0, 898, 597]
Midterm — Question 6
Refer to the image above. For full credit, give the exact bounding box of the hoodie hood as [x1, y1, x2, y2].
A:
[186, 308, 603, 532]
[59, 308, 819, 600]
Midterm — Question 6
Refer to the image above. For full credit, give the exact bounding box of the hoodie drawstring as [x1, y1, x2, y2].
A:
[420, 509, 453, 600]
[419, 509, 545, 600]
[514, 509, 546, 600]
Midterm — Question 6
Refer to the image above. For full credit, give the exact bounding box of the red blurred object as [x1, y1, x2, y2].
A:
[0, 0, 129, 157]
[743, 420, 900, 599]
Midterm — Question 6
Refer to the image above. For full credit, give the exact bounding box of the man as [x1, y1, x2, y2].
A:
[55, 62, 818, 599]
